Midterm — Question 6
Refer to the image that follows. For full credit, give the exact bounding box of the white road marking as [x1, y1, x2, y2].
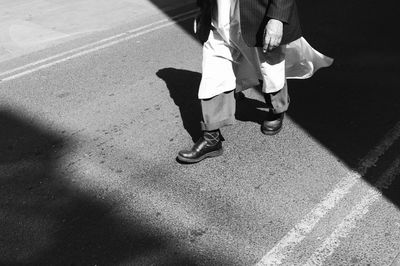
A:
[0, 9, 197, 82]
[3, 3, 399, 264]
[256, 121, 400, 266]
[391, 251, 400, 266]
[304, 158, 400, 266]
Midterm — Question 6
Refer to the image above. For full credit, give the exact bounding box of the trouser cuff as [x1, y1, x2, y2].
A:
[201, 117, 235, 131]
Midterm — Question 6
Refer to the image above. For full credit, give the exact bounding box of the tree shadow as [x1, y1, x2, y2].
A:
[0, 110, 202, 265]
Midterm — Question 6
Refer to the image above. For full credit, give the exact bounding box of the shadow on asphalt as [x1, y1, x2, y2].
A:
[156, 68, 203, 142]
[0, 110, 213, 265]
[2, 0, 400, 264]
[288, 0, 400, 202]
[157, 67, 271, 138]
[152, 0, 400, 206]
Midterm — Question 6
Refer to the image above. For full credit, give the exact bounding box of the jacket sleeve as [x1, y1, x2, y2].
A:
[266, 0, 295, 23]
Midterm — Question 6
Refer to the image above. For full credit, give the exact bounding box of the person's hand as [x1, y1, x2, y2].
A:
[263, 19, 283, 52]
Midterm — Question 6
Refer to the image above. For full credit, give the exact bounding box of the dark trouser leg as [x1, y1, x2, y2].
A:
[264, 82, 289, 114]
[262, 82, 289, 135]
[177, 91, 235, 163]
[200, 90, 236, 131]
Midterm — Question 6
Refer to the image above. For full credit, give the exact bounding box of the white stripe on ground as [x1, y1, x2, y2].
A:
[0, 9, 197, 82]
[390, 250, 400, 266]
[304, 157, 400, 266]
[256, 121, 400, 266]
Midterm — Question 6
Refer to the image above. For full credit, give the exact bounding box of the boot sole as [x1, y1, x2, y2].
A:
[261, 125, 283, 135]
[177, 148, 223, 164]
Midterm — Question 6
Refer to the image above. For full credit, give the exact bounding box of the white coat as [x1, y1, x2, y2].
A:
[198, 0, 333, 99]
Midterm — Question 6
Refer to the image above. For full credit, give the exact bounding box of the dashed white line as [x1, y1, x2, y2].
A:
[256, 121, 400, 266]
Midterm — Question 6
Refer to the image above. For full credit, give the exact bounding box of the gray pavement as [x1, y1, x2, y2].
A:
[0, 0, 191, 63]
[1, 0, 400, 265]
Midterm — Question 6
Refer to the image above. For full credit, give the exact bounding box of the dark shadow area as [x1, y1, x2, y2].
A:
[156, 68, 203, 142]
[288, 0, 399, 166]
[235, 90, 269, 125]
[361, 138, 400, 207]
[287, 0, 400, 201]
[151, 0, 400, 206]
[0, 110, 203, 265]
[157, 68, 271, 141]
[2, 1, 399, 263]
[147, 0, 199, 42]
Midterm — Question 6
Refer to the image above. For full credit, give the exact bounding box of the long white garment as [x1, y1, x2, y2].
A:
[198, 0, 333, 99]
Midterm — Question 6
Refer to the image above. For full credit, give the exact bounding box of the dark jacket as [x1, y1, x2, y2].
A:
[195, 0, 213, 43]
[196, 0, 302, 46]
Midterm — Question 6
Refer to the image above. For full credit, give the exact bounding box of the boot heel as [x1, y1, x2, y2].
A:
[207, 148, 223, 158]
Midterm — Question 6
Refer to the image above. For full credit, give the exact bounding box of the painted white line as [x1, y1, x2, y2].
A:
[304, 157, 400, 266]
[390, 251, 400, 266]
[256, 121, 400, 266]
[0, 9, 197, 82]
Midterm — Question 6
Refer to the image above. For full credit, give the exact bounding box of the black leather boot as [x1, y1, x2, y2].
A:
[261, 112, 284, 135]
[177, 130, 224, 163]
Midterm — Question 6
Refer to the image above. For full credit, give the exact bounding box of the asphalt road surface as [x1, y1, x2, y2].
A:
[1, 1, 400, 265]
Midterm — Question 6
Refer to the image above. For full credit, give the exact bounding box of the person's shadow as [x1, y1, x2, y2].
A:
[157, 68, 269, 141]
[156, 68, 203, 142]
[235, 88, 270, 126]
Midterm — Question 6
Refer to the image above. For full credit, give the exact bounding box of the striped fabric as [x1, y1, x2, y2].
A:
[240, 0, 302, 47]
[197, 0, 302, 47]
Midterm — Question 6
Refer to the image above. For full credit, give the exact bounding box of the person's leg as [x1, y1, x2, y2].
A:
[177, 91, 235, 163]
[268, 81, 289, 114]
[262, 82, 289, 135]
[201, 90, 236, 131]
[252, 46, 288, 135]
[177, 28, 237, 163]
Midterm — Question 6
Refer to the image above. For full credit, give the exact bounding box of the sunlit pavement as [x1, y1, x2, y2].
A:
[0, 0, 190, 63]
[1, 1, 400, 265]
